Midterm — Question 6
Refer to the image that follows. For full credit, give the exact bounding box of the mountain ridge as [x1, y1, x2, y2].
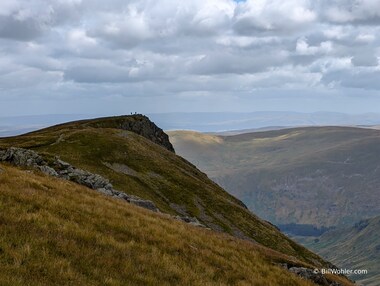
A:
[0, 114, 356, 285]
[0, 115, 328, 267]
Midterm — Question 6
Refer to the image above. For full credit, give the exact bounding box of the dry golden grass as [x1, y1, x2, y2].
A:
[0, 164, 319, 286]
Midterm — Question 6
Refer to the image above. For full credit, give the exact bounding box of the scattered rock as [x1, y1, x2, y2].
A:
[289, 267, 330, 285]
[174, 216, 206, 228]
[278, 263, 289, 269]
[169, 203, 188, 216]
[276, 263, 346, 286]
[103, 162, 138, 177]
[128, 198, 159, 212]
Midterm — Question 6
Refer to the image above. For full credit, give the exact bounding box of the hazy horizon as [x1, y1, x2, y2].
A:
[2, 111, 380, 137]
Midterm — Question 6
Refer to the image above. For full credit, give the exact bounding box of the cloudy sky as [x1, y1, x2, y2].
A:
[0, 0, 380, 117]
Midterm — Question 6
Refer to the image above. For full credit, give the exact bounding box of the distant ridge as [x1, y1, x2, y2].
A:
[169, 126, 380, 228]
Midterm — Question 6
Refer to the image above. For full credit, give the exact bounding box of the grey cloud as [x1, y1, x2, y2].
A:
[319, 0, 380, 25]
[64, 61, 132, 83]
[189, 49, 288, 75]
[233, 0, 316, 35]
[342, 71, 380, 89]
[351, 53, 378, 67]
[0, 15, 43, 41]
[322, 68, 380, 90]
[0, 1, 82, 41]
[0, 67, 62, 89]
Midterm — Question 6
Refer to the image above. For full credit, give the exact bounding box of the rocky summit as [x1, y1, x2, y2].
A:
[79, 114, 175, 153]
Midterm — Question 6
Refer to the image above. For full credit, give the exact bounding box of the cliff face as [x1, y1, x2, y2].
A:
[85, 115, 175, 153]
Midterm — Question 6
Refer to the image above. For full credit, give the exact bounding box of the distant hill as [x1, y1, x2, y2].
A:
[149, 111, 380, 132]
[168, 127, 380, 228]
[299, 216, 380, 286]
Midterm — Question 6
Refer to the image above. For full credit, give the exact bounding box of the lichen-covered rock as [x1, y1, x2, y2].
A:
[0, 147, 45, 167]
[38, 165, 59, 177]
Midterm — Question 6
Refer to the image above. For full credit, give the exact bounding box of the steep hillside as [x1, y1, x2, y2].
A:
[0, 164, 321, 286]
[168, 127, 380, 228]
[0, 115, 327, 268]
[299, 216, 380, 286]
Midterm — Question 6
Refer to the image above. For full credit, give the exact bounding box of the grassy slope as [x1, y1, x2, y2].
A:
[0, 116, 327, 268]
[0, 164, 320, 286]
[299, 216, 380, 286]
[168, 127, 380, 228]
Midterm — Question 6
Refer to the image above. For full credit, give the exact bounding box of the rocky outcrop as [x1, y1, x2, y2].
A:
[0, 147, 58, 176]
[53, 159, 113, 190]
[87, 115, 175, 153]
[0, 147, 159, 212]
[278, 264, 344, 286]
[289, 267, 330, 285]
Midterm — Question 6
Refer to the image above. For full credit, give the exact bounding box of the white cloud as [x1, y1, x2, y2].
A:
[67, 29, 97, 52]
[216, 35, 280, 48]
[355, 33, 376, 43]
[296, 38, 333, 56]
[323, 26, 350, 40]
[322, 0, 380, 24]
[234, 0, 316, 33]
